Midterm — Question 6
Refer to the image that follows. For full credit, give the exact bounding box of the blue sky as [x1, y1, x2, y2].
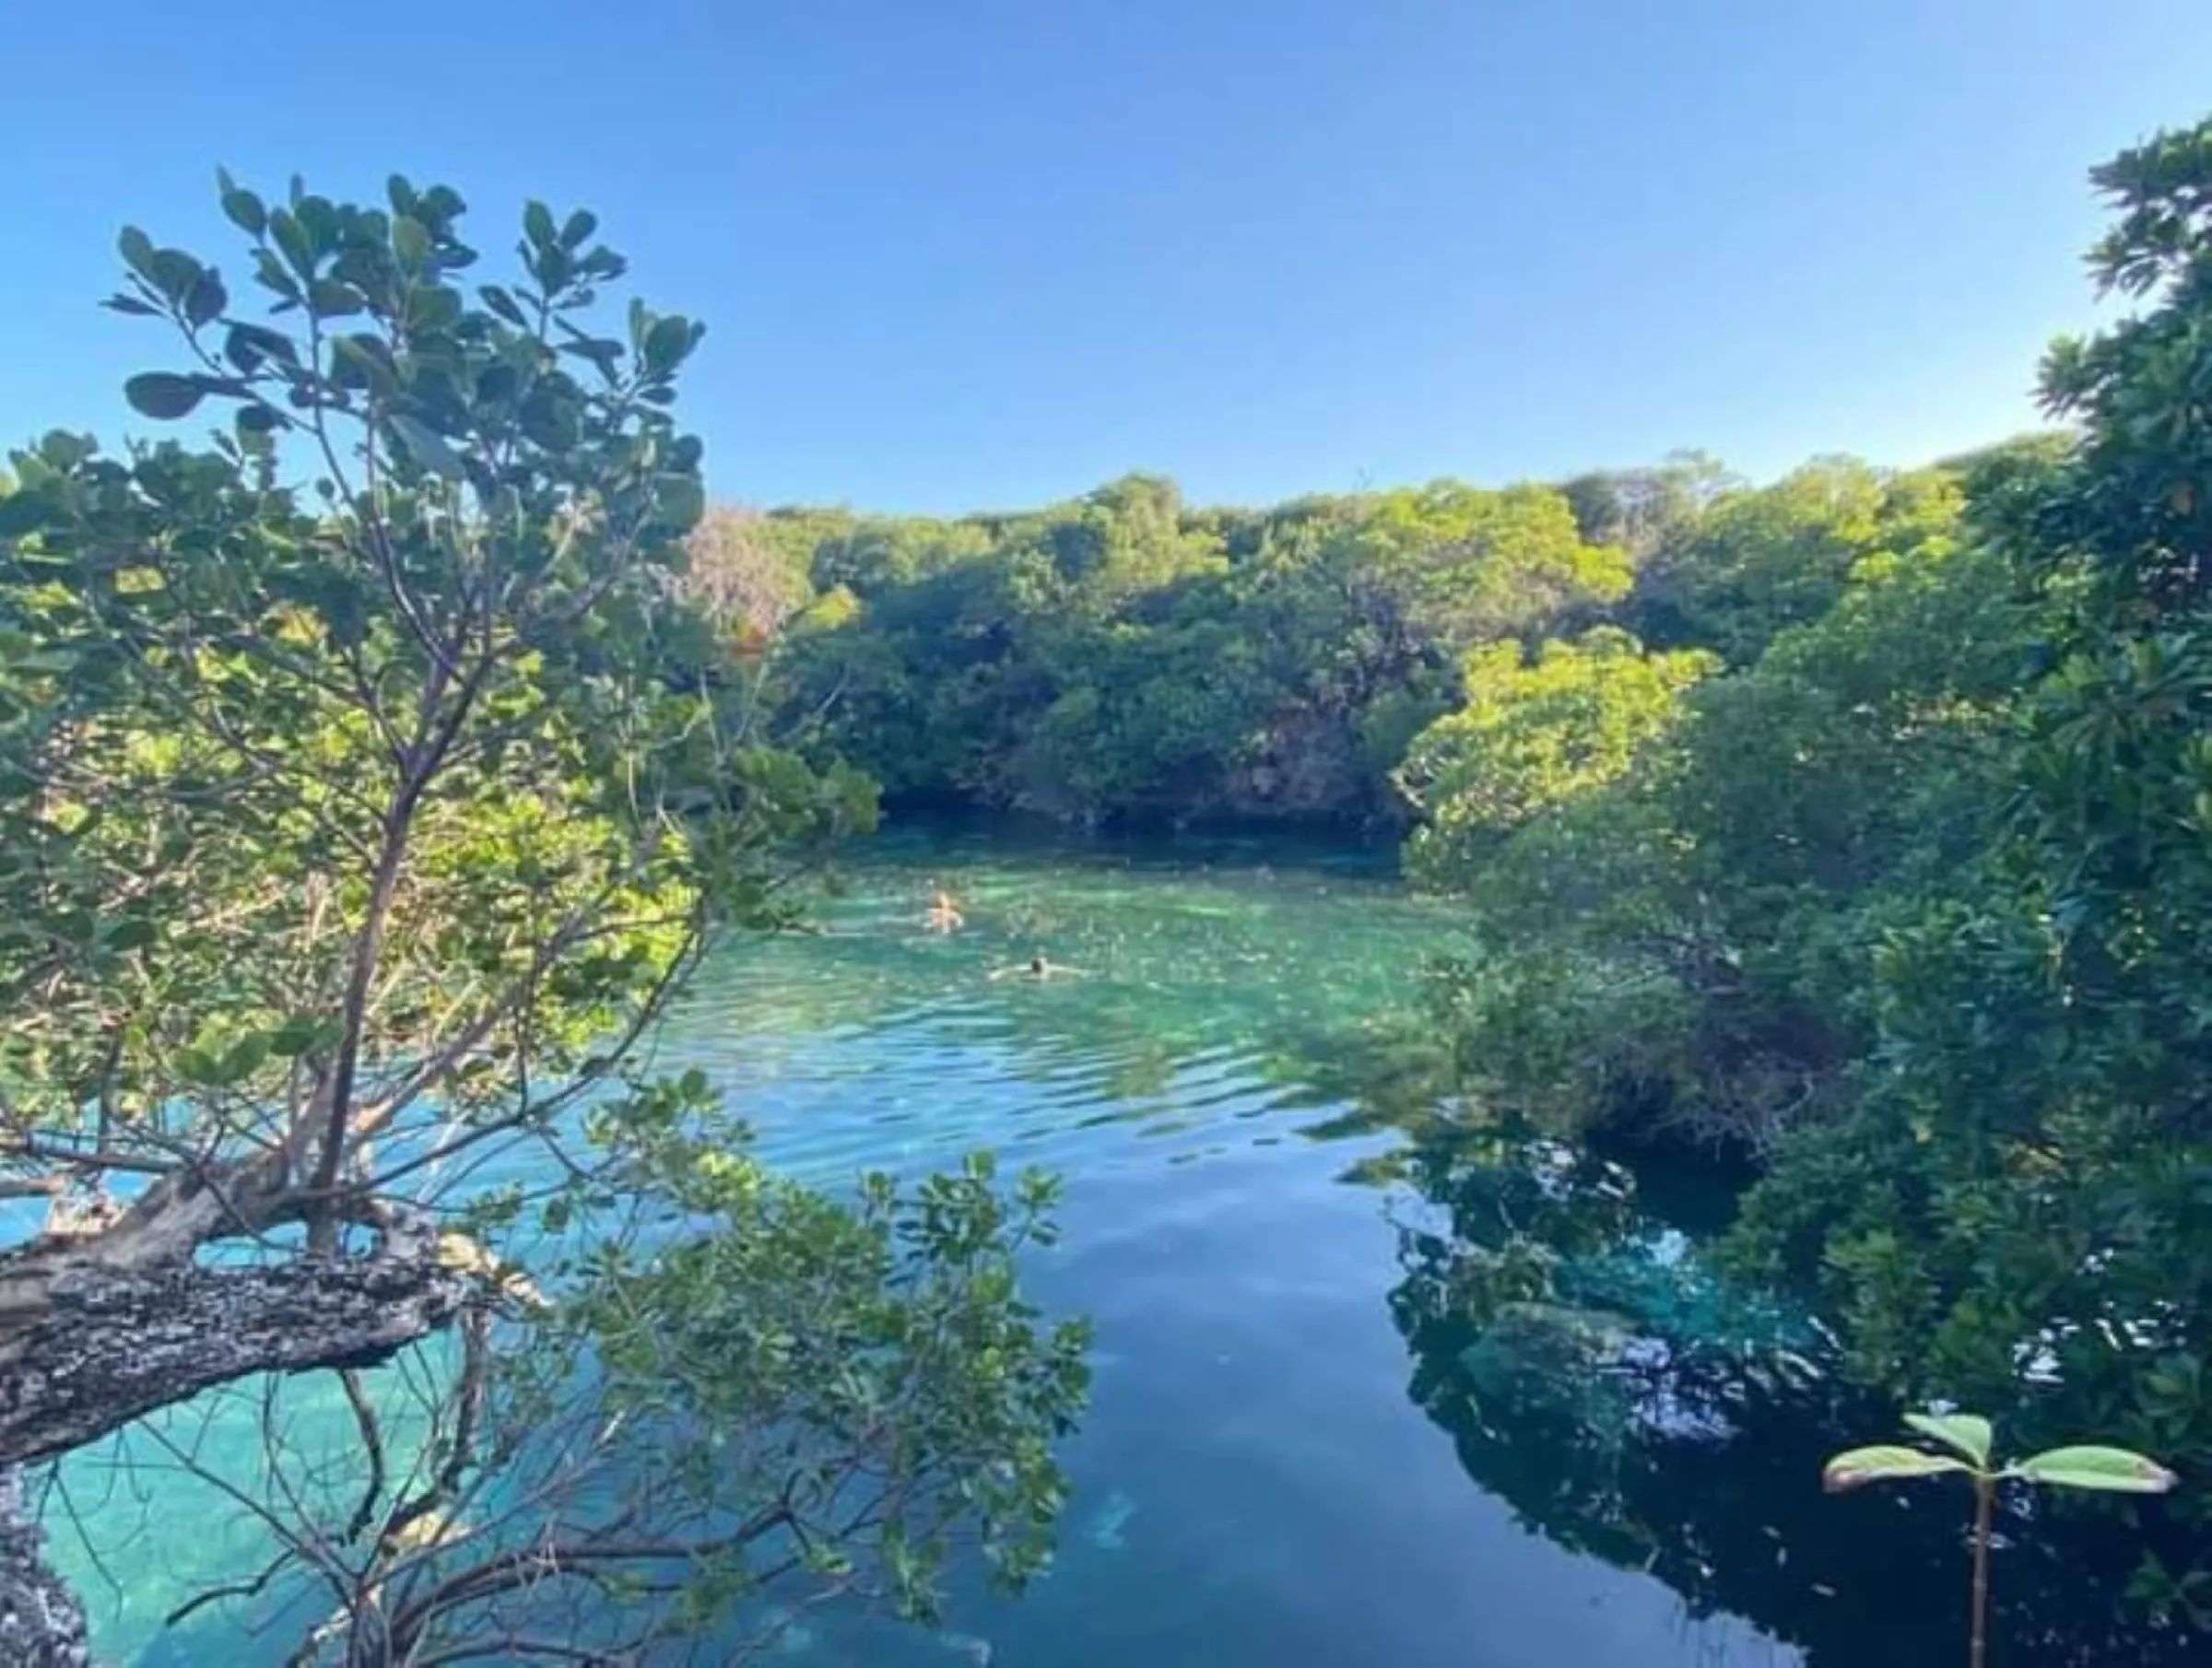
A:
[4, 1, 2209, 513]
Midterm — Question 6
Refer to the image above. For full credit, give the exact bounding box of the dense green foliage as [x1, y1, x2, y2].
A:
[1386, 116, 2212, 1623]
[0, 174, 1084, 1664]
[1628, 454, 1970, 662]
[748, 474, 1629, 826]
[1396, 628, 1717, 890]
[1410, 468, 2033, 1145]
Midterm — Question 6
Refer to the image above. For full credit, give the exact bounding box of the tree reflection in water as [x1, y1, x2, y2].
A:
[1368, 1116, 2201, 1667]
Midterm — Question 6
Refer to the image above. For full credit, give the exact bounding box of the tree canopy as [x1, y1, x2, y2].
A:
[757, 473, 1630, 827]
[0, 173, 1083, 1666]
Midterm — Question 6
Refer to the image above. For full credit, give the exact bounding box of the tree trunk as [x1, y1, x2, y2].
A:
[0, 1214, 472, 1468]
[0, 1133, 479, 1659]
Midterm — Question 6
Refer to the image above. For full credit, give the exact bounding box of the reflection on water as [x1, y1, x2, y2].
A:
[1382, 1126, 2200, 1667]
[52, 823, 2186, 1665]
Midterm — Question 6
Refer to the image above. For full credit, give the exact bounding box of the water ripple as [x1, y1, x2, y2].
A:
[62, 828, 1798, 1668]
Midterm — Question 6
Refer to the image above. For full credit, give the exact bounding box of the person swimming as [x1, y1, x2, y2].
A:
[989, 953, 1087, 981]
[924, 887, 965, 934]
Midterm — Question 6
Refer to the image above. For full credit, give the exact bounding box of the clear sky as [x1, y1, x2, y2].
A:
[4, 1, 2209, 514]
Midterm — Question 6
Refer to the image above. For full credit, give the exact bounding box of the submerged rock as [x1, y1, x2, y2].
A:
[1462, 1300, 1641, 1379]
[1458, 1300, 1693, 1439]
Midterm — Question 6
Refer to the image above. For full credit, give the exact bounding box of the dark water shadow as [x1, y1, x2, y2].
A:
[1369, 1110, 2206, 1667]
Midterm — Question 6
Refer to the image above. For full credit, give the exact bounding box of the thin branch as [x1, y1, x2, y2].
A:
[0, 1136, 178, 1178]
[411, 1639, 638, 1667]
[163, 1549, 294, 1629]
[385, 1507, 794, 1650]
[338, 1369, 387, 1544]
[361, 920, 704, 1197]
[379, 1304, 490, 1556]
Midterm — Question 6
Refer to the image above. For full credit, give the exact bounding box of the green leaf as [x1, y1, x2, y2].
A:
[474, 363, 520, 406]
[183, 270, 228, 331]
[406, 285, 463, 333]
[0, 493, 49, 538]
[174, 1046, 220, 1085]
[477, 285, 529, 328]
[393, 214, 431, 270]
[654, 474, 705, 533]
[559, 209, 598, 250]
[330, 335, 399, 396]
[2008, 1446, 2178, 1495]
[224, 322, 298, 373]
[524, 199, 557, 250]
[101, 919, 159, 952]
[292, 194, 338, 258]
[1820, 1445, 1971, 1492]
[577, 245, 626, 281]
[269, 208, 314, 279]
[642, 314, 696, 376]
[531, 242, 572, 291]
[387, 414, 467, 481]
[124, 373, 206, 421]
[220, 1034, 273, 1084]
[268, 1015, 341, 1059]
[6, 648, 77, 675]
[1903, 1411, 1994, 1468]
[34, 431, 93, 471]
[309, 280, 365, 317]
[101, 295, 160, 317]
[251, 247, 302, 302]
[145, 249, 202, 309]
[557, 336, 624, 378]
[117, 226, 158, 284]
[219, 174, 267, 236]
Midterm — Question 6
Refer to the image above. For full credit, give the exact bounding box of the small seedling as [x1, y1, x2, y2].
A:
[1822, 1410, 2177, 1668]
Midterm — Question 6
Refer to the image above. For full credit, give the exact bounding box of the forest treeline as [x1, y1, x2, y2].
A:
[709, 450, 1970, 830]
[689, 467, 1628, 825]
[703, 442, 1972, 831]
[700, 116, 2212, 1595]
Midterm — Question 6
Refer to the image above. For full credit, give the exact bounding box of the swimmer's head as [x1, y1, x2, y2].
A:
[1029, 955, 1046, 974]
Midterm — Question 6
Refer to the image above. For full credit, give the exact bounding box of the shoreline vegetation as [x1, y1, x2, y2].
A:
[0, 108, 2207, 1665]
[704, 111, 2212, 1644]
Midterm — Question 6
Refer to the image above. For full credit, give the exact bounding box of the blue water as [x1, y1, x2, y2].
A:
[44, 827, 2186, 1666]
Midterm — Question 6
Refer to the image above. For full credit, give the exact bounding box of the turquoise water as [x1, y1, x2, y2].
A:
[48, 826, 2191, 1665]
